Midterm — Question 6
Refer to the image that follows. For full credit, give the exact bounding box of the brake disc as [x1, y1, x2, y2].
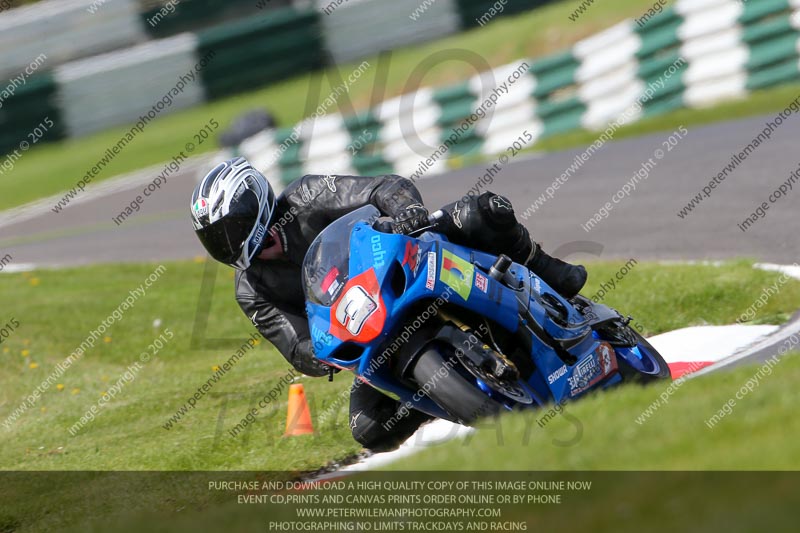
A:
[454, 349, 534, 404]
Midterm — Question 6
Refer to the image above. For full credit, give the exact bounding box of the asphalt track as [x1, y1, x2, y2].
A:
[1, 112, 797, 268]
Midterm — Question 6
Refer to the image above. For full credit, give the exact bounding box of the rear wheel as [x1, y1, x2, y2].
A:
[411, 345, 503, 424]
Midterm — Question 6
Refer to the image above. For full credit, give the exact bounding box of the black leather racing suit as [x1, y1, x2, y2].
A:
[236, 173, 534, 450]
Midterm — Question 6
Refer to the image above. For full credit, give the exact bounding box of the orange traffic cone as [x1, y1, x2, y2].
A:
[284, 383, 314, 436]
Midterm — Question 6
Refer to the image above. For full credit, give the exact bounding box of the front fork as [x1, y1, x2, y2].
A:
[437, 311, 519, 381]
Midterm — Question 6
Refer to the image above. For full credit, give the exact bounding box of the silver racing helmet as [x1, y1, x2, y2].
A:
[190, 157, 276, 270]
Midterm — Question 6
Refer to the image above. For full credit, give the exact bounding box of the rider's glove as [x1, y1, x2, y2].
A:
[391, 204, 429, 235]
[293, 339, 333, 377]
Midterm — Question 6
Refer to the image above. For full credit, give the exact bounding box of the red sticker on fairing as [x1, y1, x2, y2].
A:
[329, 269, 386, 343]
[321, 267, 340, 295]
[474, 272, 488, 293]
[402, 241, 420, 273]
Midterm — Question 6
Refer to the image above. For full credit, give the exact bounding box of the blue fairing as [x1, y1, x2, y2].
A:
[302, 206, 660, 419]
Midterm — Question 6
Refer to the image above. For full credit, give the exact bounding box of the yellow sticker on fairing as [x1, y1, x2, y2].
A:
[440, 249, 475, 300]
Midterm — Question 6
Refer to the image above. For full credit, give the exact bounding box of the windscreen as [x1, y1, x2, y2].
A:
[302, 206, 381, 307]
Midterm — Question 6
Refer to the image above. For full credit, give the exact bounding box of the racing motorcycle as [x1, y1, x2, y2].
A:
[302, 206, 670, 424]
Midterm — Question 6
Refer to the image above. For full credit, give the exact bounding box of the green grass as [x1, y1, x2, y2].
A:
[43, 358, 797, 533]
[0, 259, 797, 471]
[0, 259, 798, 531]
[1, 0, 657, 212]
[0, 261, 361, 472]
[582, 258, 800, 331]
[390, 353, 800, 471]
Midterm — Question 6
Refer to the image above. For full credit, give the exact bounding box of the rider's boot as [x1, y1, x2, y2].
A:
[525, 243, 587, 299]
[437, 191, 588, 298]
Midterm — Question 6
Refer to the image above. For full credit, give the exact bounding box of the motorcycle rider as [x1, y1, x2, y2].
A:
[190, 157, 587, 451]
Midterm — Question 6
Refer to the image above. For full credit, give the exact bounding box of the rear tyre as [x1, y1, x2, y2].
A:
[411, 345, 503, 424]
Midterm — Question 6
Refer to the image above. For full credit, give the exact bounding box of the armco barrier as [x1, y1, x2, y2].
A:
[320, 0, 461, 65]
[0, 0, 556, 152]
[3, 0, 799, 159]
[55, 33, 206, 138]
[0, 0, 146, 81]
[235, 0, 800, 187]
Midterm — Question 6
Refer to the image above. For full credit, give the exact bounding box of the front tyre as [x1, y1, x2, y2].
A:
[615, 331, 671, 383]
[411, 345, 503, 424]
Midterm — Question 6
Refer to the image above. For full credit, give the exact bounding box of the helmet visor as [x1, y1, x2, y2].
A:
[195, 214, 255, 266]
[198, 187, 263, 265]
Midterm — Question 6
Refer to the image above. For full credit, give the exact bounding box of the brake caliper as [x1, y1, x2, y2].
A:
[434, 322, 519, 381]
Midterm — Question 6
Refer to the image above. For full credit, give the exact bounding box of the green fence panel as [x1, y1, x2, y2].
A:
[0, 72, 64, 156]
[197, 7, 325, 99]
[636, 18, 682, 59]
[141, 0, 293, 38]
[746, 32, 800, 72]
[746, 57, 800, 91]
[455, 0, 555, 29]
[739, 0, 791, 25]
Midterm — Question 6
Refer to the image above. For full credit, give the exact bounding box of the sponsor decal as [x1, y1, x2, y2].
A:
[440, 249, 475, 301]
[599, 342, 614, 374]
[321, 267, 342, 298]
[425, 252, 437, 290]
[311, 323, 334, 348]
[452, 204, 464, 229]
[533, 277, 542, 294]
[568, 354, 601, 395]
[252, 223, 267, 248]
[350, 412, 361, 430]
[547, 365, 567, 385]
[275, 225, 289, 256]
[324, 175, 337, 192]
[491, 195, 513, 212]
[401, 241, 421, 273]
[193, 198, 208, 218]
[371, 234, 386, 267]
[474, 271, 488, 293]
[567, 342, 617, 396]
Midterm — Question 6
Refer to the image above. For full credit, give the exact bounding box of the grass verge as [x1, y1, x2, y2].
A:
[390, 352, 800, 470]
[0, 260, 360, 472]
[0, 259, 797, 530]
[0, 259, 796, 468]
[24, 357, 796, 533]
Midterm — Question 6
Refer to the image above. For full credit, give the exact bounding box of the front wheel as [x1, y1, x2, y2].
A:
[411, 345, 503, 424]
[615, 331, 671, 383]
